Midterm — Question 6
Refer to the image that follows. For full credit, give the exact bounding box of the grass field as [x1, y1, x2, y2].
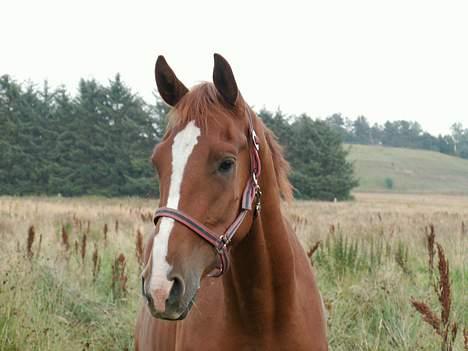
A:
[347, 144, 468, 194]
[0, 194, 466, 350]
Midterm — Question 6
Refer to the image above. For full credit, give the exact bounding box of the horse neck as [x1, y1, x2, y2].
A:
[222, 140, 297, 329]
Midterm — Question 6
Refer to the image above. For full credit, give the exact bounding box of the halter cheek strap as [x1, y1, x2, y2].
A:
[153, 109, 262, 277]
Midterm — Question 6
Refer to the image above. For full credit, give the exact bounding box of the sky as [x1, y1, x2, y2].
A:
[1, 0, 467, 135]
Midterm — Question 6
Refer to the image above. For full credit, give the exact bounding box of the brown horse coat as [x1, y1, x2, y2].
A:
[135, 55, 328, 351]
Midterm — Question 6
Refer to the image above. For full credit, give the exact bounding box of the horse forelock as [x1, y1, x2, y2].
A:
[167, 82, 243, 131]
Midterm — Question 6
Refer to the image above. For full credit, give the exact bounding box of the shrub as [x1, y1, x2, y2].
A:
[384, 177, 394, 190]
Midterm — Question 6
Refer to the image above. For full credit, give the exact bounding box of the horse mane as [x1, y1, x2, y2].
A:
[263, 124, 293, 202]
[167, 82, 293, 202]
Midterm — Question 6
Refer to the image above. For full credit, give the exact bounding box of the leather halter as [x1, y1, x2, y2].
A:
[153, 109, 262, 277]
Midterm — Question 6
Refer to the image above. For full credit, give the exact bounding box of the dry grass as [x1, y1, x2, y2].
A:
[0, 193, 466, 350]
[288, 193, 467, 268]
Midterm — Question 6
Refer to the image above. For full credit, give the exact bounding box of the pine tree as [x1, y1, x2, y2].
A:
[260, 110, 358, 201]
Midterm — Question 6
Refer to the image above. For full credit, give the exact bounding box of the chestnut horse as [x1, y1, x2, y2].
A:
[135, 54, 328, 350]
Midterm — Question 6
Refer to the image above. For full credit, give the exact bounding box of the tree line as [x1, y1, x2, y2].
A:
[324, 114, 468, 159]
[1, 74, 357, 200]
[0, 75, 161, 197]
[3, 74, 466, 200]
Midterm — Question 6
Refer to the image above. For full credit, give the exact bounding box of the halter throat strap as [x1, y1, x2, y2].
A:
[153, 109, 262, 277]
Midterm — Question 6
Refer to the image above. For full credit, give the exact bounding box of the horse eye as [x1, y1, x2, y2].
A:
[218, 159, 235, 174]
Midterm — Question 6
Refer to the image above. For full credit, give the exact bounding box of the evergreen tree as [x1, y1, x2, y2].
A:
[286, 115, 358, 200]
[324, 113, 352, 142]
[261, 110, 358, 200]
[0, 75, 22, 194]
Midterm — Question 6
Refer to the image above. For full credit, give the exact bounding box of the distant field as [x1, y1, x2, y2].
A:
[346, 144, 468, 194]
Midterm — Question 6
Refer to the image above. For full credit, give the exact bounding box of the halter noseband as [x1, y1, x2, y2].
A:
[153, 110, 262, 277]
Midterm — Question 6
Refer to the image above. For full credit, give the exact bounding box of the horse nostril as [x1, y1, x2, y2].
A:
[141, 276, 146, 297]
[141, 276, 152, 305]
[168, 276, 185, 303]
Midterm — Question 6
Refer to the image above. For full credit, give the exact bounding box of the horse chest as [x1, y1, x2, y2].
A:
[136, 301, 326, 351]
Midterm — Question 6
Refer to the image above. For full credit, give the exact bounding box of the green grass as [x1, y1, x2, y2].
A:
[0, 249, 138, 351]
[312, 231, 465, 350]
[346, 144, 468, 194]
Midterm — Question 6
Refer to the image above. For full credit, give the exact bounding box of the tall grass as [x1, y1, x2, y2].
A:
[289, 194, 467, 350]
[0, 196, 155, 350]
[0, 194, 467, 350]
[411, 228, 461, 351]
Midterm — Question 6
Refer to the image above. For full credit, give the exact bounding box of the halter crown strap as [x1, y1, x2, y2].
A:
[153, 108, 261, 277]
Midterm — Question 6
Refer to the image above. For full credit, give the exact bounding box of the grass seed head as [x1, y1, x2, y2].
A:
[81, 234, 87, 263]
[26, 225, 35, 258]
[436, 243, 451, 326]
[307, 240, 321, 263]
[135, 229, 144, 267]
[411, 299, 441, 336]
[92, 244, 100, 282]
[61, 224, 70, 251]
[426, 224, 436, 274]
[112, 253, 128, 299]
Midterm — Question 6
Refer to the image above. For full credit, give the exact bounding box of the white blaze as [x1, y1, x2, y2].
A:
[149, 121, 201, 310]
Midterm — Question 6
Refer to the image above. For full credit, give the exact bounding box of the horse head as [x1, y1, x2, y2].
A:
[141, 54, 259, 320]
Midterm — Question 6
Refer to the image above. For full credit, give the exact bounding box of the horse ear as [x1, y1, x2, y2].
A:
[213, 53, 238, 106]
[155, 55, 188, 106]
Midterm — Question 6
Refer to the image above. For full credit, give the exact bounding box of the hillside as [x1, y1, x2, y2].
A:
[346, 144, 468, 194]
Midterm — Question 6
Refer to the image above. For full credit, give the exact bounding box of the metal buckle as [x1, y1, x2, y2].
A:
[252, 173, 260, 189]
[216, 235, 229, 253]
[254, 187, 262, 214]
[252, 173, 262, 214]
[251, 129, 260, 151]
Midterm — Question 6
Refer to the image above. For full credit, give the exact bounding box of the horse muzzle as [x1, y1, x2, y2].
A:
[141, 274, 196, 321]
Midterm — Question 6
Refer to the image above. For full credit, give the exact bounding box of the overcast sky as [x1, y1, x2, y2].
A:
[1, 0, 467, 135]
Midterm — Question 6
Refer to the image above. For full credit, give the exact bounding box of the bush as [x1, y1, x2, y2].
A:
[384, 177, 394, 190]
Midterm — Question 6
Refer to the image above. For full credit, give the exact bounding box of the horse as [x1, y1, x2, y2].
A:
[135, 54, 328, 350]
